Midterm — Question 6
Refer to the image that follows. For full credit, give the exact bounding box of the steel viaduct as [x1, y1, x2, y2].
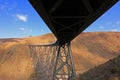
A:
[28, 0, 119, 80]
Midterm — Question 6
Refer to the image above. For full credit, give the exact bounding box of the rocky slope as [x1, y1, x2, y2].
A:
[0, 32, 120, 80]
[78, 55, 120, 80]
[72, 32, 120, 74]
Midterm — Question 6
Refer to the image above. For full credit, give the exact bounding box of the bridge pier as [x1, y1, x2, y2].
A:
[53, 42, 76, 80]
[29, 42, 76, 80]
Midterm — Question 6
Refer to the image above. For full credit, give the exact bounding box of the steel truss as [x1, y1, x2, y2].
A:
[29, 42, 76, 80]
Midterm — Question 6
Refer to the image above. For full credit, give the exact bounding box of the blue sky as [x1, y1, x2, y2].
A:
[0, 0, 120, 38]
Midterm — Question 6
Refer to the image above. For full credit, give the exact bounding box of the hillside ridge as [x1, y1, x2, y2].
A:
[78, 55, 120, 80]
[0, 32, 120, 80]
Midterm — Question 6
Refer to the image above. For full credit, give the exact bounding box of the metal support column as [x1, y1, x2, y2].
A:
[52, 42, 76, 80]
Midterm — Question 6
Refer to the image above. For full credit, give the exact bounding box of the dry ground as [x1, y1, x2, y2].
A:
[0, 32, 120, 80]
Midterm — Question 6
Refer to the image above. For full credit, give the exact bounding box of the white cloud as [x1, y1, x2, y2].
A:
[19, 27, 33, 33]
[20, 27, 25, 31]
[111, 29, 118, 32]
[16, 14, 28, 22]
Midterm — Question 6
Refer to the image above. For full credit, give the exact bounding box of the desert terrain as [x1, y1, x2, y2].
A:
[0, 32, 120, 80]
[78, 55, 120, 80]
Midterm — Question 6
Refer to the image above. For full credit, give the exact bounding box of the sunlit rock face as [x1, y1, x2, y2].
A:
[0, 32, 120, 80]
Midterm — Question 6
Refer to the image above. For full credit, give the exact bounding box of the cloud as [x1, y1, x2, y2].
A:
[111, 29, 118, 32]
[19, 27, 33, 33]
[19, 27, 25, 31]
[16, 14, 28, 22]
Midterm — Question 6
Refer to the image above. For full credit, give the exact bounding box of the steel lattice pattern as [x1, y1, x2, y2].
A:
[29, 43, 75, 80]
[29, 44, 58, 80]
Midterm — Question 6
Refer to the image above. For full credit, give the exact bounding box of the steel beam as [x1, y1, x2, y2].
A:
[52, 16, 86, 19]
[49, 0, 64, 14]
[81, 0, 94, 14]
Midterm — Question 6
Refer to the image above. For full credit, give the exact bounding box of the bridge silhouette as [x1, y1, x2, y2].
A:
[28, 0, 119, 80]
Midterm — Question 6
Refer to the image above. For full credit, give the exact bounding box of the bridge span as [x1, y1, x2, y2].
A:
[28, 0, 119, 80]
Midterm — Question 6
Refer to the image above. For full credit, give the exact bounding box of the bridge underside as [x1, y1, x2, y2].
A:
[29, 0, 118, 44]
[28, 0, 119, 80]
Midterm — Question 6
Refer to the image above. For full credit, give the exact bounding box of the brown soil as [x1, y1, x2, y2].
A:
[0, 32, 120, 80]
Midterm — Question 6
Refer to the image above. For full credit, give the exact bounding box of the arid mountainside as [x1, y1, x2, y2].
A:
[0, 32, 120, 80]
[72, 32, 120, 74]
[78, 55, 120, 80]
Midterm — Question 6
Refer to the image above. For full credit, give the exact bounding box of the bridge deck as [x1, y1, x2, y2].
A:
[29, 0, 118, 44]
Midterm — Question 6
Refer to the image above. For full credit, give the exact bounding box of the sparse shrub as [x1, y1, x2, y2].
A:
[110, 67, 119, 74]
[109, 77, 119, 80]
[30, 72, 37, 80]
